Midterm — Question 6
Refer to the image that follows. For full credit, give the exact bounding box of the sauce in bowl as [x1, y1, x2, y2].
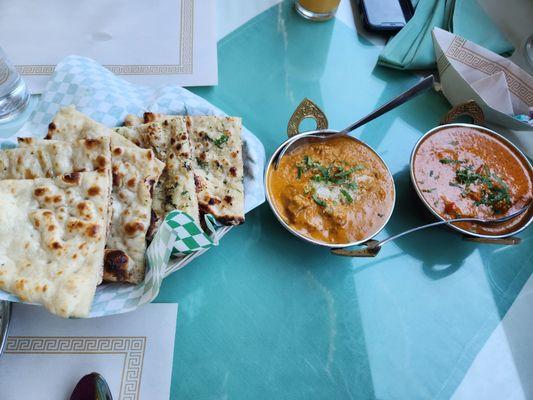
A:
[268, 136, 395, 245]
[412, 125, 533, 236]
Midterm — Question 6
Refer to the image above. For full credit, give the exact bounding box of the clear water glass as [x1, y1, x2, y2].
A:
[295, 0, 340, 21]
[0, 47, 30, 123]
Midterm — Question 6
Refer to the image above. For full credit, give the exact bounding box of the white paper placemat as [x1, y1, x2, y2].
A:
[0, 303, 177, 399]
[0, 0, 217, 91]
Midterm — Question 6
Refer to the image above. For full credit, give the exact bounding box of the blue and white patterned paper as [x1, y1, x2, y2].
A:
[0, 56, 266, 317]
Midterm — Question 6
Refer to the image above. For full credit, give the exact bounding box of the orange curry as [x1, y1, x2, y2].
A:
[268, 136, 394, 244]
[413, 126, 532, 235]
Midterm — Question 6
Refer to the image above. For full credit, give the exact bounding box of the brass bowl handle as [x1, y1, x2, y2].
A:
[442, 100, 485, 125]
[287, 98, 329, 138]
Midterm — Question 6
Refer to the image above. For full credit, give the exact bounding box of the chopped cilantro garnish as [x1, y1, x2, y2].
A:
[312, 194, 327, 207]
[196, 157, 208, 169]
[453, 164, 511, 213]
[297, 166, 303, 179]
[213, 134, 229, 148]
[181, 190, 188, 196]
[295, 156, 364, 204]
[439, 157, 465, 164]
[344, 181, 358, 191]
[340, 189, 353, 203]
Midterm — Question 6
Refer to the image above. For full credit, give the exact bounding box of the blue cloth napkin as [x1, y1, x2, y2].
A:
[378, 0, 515, 70]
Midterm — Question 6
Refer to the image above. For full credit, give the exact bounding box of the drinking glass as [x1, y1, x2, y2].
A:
[295, 0, 341, 21]
[0, 47, 30, 123]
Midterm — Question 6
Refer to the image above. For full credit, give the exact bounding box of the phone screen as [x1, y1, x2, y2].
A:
[363, 0, 406, 27]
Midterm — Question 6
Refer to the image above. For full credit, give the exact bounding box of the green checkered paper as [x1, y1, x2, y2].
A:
[164, 211, 216, 256]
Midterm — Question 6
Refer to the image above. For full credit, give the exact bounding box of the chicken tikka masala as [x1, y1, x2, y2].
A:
[413, 126, 532, 236]
[268, 136, 394, 245]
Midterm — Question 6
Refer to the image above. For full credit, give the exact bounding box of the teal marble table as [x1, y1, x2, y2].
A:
[156, 2, 533, 399]
[3, 1, 530, 398]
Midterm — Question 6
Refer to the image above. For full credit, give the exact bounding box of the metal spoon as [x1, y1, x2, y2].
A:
[332, 202, 531, 257]
[274, 75, 435, 169]
[70, 372, 113, 400]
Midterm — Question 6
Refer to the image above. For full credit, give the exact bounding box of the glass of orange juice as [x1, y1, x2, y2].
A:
[295, 0, 341, 21]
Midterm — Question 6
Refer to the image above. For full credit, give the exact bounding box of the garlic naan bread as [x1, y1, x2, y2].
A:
[186, 116, 245, 225]
[126, 112, 245, 225]
[0, 170, 110, 318]
[115, 117, 200, 225]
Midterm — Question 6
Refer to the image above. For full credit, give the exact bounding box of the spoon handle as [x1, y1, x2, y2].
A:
[372, 217, 481, 248]
[339, 75, 435, 135]
[332, 203, 530, 257]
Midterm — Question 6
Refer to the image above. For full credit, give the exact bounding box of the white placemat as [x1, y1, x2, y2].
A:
[0, 303, 177, 400]
[0, 0, 217, 91]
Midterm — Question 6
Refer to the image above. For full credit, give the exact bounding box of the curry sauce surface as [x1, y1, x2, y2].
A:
[413, 126, 532, 235]
[268, 136, 394, 244]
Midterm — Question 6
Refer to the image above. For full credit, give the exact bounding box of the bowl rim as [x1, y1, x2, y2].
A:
[409, 123, 533, 239]
[264, 130, 396, 248]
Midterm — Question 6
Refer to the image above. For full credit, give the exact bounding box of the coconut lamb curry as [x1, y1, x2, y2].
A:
[268, 136, 394, 245]
[413, 126, 532, 236]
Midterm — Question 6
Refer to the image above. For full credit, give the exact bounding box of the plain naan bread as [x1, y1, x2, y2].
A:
[46, 105, 137, 149]
[3, 138, 111, 179]
[129, 112, 245, 225]
[0, 170, 110, 318]
[11, 137, 114, 260]
[115, 117, 200, 226]
[104, 144, 162, 283]
[45, 107, 164, 284]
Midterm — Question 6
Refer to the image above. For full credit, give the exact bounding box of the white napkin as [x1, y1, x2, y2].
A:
[432, 27, 533, 158]
[0, 0, 217, 92]
[0, 303, 177, 399]
[433, 27, 533, 127]
[470, 72, 514, 115]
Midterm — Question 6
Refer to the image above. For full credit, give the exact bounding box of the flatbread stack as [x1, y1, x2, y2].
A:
[0, 105, 245, 318]
[0, 107, 162, 317]
[118, 112, 245, 226]
[43, 106, 164, 284]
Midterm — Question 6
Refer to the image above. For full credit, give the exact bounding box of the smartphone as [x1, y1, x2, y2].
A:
[359, 0, 413, 32]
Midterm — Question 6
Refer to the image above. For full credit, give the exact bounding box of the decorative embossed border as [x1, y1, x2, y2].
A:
[5, 336, 146, 400]
[15, 0, 194, 76]
[445, 36, 533, 105]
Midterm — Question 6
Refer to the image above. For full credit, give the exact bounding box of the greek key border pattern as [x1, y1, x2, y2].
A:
[15, 0, 194, 76]
[445, 36, 533, 105]
[5, 336, 146, 400]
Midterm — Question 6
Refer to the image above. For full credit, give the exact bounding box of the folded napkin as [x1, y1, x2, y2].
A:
[433, 27, 533, 156]
[378, 0, 514, 70]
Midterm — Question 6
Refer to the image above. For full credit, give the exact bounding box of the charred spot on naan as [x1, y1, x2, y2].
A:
[103, 249, 131, 282]
[146, 209, 160, 242]
[62, 172, 82, 185]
